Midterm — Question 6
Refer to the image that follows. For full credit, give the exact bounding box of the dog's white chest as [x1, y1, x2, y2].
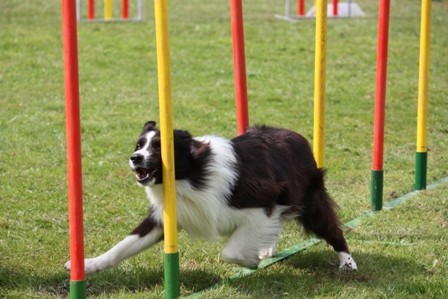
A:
[145, 183, 234, 242]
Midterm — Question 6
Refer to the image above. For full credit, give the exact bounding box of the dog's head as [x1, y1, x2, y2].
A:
[129, 121, 210, 187]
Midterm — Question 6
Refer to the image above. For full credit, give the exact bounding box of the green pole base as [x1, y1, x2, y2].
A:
[69, 280, 86, 299]
[415, 152, 427, 190]
[164, 252, 180, 299]
[370, 170, 383, 211]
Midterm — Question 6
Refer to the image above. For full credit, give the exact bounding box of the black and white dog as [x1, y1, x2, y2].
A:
[65, 121, 357, 274]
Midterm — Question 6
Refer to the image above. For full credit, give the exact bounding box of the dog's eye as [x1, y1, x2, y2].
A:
[135, 141, 144, 151]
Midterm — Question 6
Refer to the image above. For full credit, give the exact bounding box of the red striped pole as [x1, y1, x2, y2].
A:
[371, 0, 390, 211]
[87, 0, 94, 20]
[230, 0, 249, 135]
[333, 0, 338, 16]
[62, 0, 86, 297]
[122, 0, 129, 19]
[298, 0, 305, 16]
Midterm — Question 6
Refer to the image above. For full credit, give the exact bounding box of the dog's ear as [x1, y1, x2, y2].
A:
[174, 129, 192, 142]
[142, 121, 157, 131]
[191, 140, 210, 159]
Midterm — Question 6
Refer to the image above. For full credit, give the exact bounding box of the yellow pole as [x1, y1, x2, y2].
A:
[415, 0, 432, 190]
[416, 0, 431, 153]
[104, 0, 112, 20]
[313, 0, 328, 169]
[154, 0, 180, 297]
[154, 0, 177, 256]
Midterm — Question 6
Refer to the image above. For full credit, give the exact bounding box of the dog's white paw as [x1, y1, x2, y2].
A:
[64, 257, 111, 274]
[258, 246, 276, 260]
[338, 252, 358, 270]
[64, 260, 71, 271]
[221, 249, 260, 268]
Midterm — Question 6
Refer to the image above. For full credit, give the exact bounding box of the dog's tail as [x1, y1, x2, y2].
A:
[298, 168, 342, 236]
[308, 168, 326, 192]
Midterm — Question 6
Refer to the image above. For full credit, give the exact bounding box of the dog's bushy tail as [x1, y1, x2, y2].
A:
[297, 169, 348, 252]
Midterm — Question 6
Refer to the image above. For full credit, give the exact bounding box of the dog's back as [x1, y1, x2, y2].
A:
[229, 125, 320, 215]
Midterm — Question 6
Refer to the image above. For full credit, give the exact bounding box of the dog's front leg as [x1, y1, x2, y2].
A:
[64, 216, 163, 274]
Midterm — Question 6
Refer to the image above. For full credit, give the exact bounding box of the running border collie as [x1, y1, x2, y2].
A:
[65, 121, 357, 274]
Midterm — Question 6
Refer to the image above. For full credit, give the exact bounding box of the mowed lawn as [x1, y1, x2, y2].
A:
[1, 0, 447, 298]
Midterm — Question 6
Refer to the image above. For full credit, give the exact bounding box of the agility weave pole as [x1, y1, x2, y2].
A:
[104, 0, 112, 19]
[61, 0, 87, 298]
[312, 0, 328, 169]
[370, 0, 390, 211]
[230, 0, 249, 135]
[415, 0, 432, 191]
[298, 0, 305, 16]
[153, 0, 180, 297]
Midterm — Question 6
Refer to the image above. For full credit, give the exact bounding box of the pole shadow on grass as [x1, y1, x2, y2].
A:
[0, 265, 221, 297]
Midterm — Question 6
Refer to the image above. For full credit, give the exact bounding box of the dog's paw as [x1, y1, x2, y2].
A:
[258, 246, 276, 260]
[64, 260, 71, 271]
[221, 250, 260, 268]
[338, 252, 358, 270]
[64, 257, 110, 274]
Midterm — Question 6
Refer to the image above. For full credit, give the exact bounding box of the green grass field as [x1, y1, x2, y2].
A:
[1, 0, 447, 298]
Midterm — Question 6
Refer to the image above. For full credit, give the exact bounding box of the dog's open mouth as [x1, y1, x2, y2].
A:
[135, 167, 157, 184]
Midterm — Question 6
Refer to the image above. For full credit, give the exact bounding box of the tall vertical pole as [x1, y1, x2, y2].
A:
[88, 0, 95, 19]
[415, 0, 432, 190]
[122, 0, 129, 19]
[313, 0, 328, 169]
[104, 0, 113, 20]
[61, 0, 86, 298]
[153, 0, 180, 298]
[230, 0, 249, 135]
[371, 0, 390, 211]
[333, 0, 338, 16]
[298, 0, 305, 16]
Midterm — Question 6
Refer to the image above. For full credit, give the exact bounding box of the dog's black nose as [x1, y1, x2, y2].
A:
[130, 154, 143, 163]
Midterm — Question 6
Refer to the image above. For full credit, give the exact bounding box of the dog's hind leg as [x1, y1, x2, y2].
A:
[298, 172, 357, 270]
[64, 215, 163, 274]
[221, 209, 283, 268]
